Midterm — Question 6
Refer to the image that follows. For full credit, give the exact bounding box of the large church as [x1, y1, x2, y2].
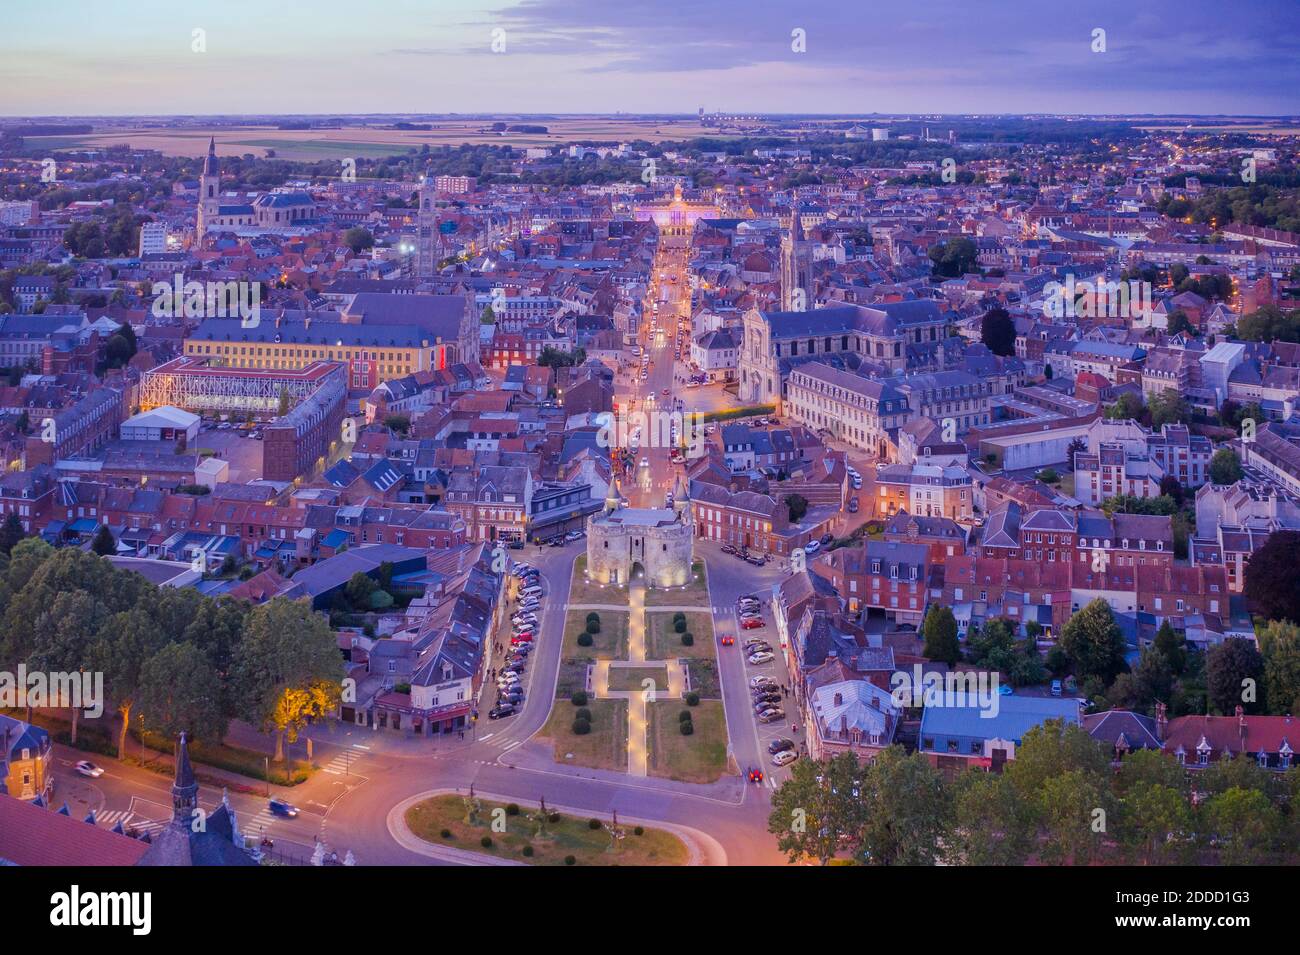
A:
[196, 138, 317, 238]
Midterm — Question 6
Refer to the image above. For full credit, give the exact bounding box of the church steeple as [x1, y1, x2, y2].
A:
[197, 139, 220, 240]
[605, 476, 622, 514]
[171, 732, 199, 829]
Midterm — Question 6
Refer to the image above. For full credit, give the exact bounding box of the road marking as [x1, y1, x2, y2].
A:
[480, 732, 496, 742]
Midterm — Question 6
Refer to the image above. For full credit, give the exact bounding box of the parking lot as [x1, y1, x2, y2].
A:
[196, 421, 264, 483]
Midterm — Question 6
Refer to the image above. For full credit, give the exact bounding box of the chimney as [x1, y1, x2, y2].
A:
[1155, 701, 1167, 741]
[833, 692, 843, 706]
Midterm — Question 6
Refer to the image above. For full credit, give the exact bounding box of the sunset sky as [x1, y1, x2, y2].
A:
[4, 0, 1298, 116]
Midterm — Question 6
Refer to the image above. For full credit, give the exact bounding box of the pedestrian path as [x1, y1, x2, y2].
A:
[95, 808, 167, 835]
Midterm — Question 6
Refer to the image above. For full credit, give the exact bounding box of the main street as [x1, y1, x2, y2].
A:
[68, 223, 796, 866]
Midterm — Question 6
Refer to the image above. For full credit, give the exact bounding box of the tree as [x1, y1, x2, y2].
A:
[92, 601, 172, 759]
[768, 752, 864, 865]
[1201, 787, 1281, 865]
[1104, 391, 1145, 422]
[344, 571, 378, 609]
[1120, 782, 1193, 864]
[1037, 768, 1109, 865]
[1152, 619, 1186, 675]
[980, 307, 1015, 356]
[0, 513, 25, 555]
[91, 524, 117, 556]
[232, 598, 344, 761]
[1205, 638, 1264, 715]
[342, 227, 374, 254]
[277, 387, 292, 417]
[1244, 531, 1300, 624]
[1209, 448, 1244, 485]
[384, 413, 411, 435]
[1058, 599, 1127, 684]
[29, 590, 104, 744]
[1167, 310, 1196, 337]
[1258, 620, 1300, 715]
[784, 493, 808, 523]
[921, 605, 960, 666]
[945, 770, 1034, 865]
[927, 236, 979, 278]
[855, 747, 950, 865]
[136, 641, 225, 742]
[1148, 388, 1190, 428]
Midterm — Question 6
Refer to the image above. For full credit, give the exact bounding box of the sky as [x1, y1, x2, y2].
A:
[3, 0, 1299, 117]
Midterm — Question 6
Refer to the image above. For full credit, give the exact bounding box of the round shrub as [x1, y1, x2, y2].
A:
[679, 720, 695, 736]
[572, 717, 592, 735]
[480, 835, 493, 849]
[522, 845, 534, 857]
[679, 709, 693, 723]
[586, 618, 601, 635]
[673, 611, 686, 625]
[633, 826, 644, 836]
[571, 690, 589, 706]
[685, 692, 700, 706]
[440, 828, 452, 839]
[681, 632, 694, 646]
[673, 618, 687, 634]
[586, 612, 600, 625]
[505, 803, 520, 816]
[565, 855, 576, 866]
[549, 812, 561, 823]
[575, 707, 592, 721]
[576, 632, 594, 647]
[588, 818, 602, 830]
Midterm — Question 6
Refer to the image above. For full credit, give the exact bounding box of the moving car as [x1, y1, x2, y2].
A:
[848, 498, 859, 513]
[268, 798, 299, 818]
[489, 704, 517, 720]
[747, 766, 764, 785]
[719, 634, 735, 646]
[75, 760, 104, 778]
[804, 539, 821, 555]
[771, 750, 798, 767]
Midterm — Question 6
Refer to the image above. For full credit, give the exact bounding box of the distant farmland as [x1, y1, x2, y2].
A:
[23, 118, 731, 159]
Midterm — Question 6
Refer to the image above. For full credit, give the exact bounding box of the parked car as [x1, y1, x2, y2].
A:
[848, 498, 859, 513]
[748, 651, 775, 664]
[768, 738, 795, 754]
[741, 618, 766, 630]
[721, 544, 737, 555]
[746, 555, 765, 566]
[757, 709, 786, 723]
[74, 760, 104, 778]
[771, 750, 798, 767]
[750, 676, 778, 689]
[820, 533, 834, 546]
[753, 693, 782, 706]
[804, 539, 821, 554]
[489, 704, 517, 720]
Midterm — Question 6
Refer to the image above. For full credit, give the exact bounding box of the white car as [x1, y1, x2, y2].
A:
[803, 539, 821, 554]
[771, 750, 798, 767]
[748, 651, 775, 665]
[75, 760, 104, 778]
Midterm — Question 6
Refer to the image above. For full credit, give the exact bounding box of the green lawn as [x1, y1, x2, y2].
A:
[569, 554, 629, 605]
[644, 560, 709, 607]
[646, 610, 716, 659]
[555, 659, 590, 700]
[685, 658, 722, 699]
[404, 794, 689, 866]
[540, 698, 628, 773]
[606, 665, 669, 693]
[647, 700, 730, 784]
[562, 609, 629, 660]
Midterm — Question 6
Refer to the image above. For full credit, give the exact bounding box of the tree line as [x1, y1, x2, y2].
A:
[0, 540, 344, 762]
[770, 720, 1299, 865]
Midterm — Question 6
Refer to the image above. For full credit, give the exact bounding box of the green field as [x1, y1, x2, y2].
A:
[540, 698, 628, 773]
[647, 700, 730, 784]
[643, 560, 709, 607]
[404, 794, 689, 866]
[606, 665, 669, 693]
[562, 609, 629, 660]
[646, 610, 716, 659]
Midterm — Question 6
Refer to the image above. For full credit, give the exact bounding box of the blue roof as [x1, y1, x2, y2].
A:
[321, 528, 351, 549]
[67, 518, 99, 533]
[919, 693, 1081, 743]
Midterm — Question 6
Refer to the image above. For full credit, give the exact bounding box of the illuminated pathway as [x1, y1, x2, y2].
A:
[591, 581, 686, 778]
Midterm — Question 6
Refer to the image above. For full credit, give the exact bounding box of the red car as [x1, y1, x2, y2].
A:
[720, 634, 735, 646]
[747, 766, 764, 784]
[741, 617, 766, 630]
